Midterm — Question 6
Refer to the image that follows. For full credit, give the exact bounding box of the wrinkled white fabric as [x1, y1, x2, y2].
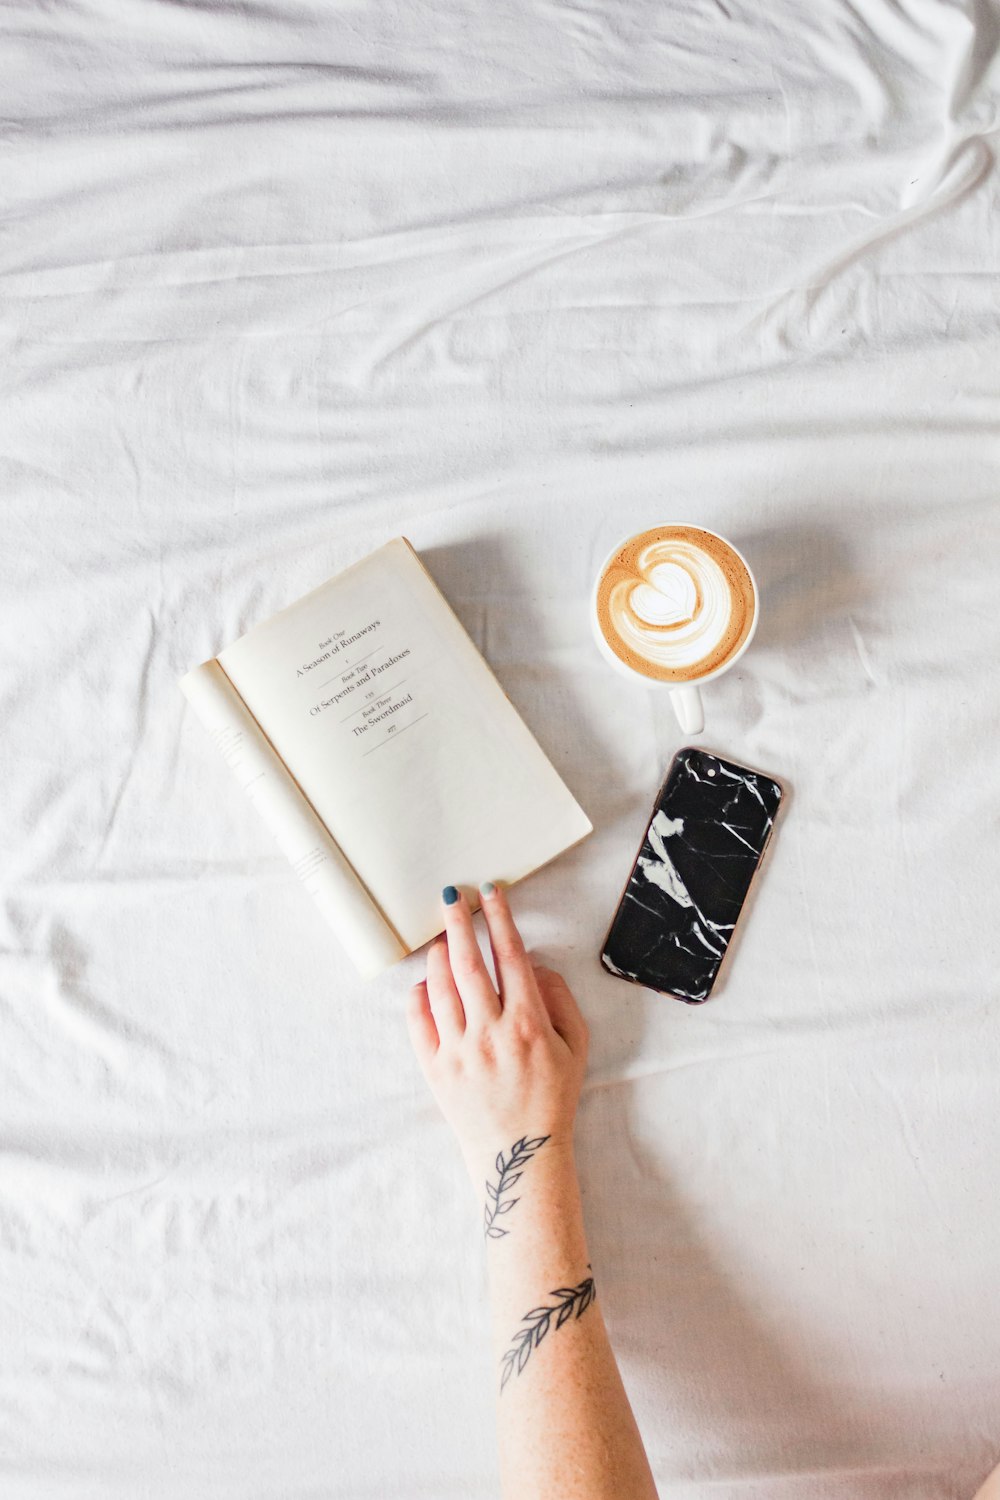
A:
[2, 2, 999, 1497]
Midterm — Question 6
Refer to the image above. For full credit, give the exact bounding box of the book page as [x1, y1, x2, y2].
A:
[180, 659, 408, 978]
[217, 538, 592, 952]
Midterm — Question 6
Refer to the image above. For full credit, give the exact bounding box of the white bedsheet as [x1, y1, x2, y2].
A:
[3, 2, 999, 1496]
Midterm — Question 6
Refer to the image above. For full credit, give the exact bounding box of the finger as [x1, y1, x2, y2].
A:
[406, 980, 439, 1066]
[426, 934, 466, 1039]
[441, 885, 501, 1023]
[533, 965, 589, 1059]
[477, 881, 540, 1013]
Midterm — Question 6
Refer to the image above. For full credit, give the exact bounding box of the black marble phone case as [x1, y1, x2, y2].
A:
[601, 748, 782, 1003]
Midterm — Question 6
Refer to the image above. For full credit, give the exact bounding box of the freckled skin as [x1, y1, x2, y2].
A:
[407, 884, 659, 1500]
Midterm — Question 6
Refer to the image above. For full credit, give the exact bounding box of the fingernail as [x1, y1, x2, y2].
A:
[442, 885, 459, 906]
[479, 881, 496, 898]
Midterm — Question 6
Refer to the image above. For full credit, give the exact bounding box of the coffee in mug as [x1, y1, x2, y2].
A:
[591, 524, 758, 733]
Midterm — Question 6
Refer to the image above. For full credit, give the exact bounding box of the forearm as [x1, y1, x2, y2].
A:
[407, 884, 657, 1497]
[474, 1133, 658, 1500]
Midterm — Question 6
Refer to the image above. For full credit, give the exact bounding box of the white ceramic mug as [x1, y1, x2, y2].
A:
[590, 524, 759, 735]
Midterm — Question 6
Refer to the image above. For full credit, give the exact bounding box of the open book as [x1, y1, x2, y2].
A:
[180, 537, 593, 979]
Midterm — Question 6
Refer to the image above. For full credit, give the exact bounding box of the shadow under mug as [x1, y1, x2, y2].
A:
[589, 525, 759, 735]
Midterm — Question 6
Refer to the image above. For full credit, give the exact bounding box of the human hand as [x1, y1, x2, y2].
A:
[406, 883, 589, 1183]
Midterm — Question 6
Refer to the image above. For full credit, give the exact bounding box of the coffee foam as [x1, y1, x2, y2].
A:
[594, 525, 756, 683]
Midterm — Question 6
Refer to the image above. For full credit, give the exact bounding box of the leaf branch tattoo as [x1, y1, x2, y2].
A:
[500, 1275, 597, 1392]
[484, 1134, 550, 1241]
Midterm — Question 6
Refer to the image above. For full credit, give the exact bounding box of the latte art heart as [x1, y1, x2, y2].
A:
[629, 562, 699, 627]
[594, 526, 755, 683]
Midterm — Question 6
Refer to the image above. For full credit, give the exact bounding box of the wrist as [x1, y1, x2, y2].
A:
[461, 1130, 588, 1279]
[461, 1128, 578, 1192]
[483, 1144, 591, 1308]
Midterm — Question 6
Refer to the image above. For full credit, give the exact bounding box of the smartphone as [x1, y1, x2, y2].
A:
[600, 747, 783, 1003]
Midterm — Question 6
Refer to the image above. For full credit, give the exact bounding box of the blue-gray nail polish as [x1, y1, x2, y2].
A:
[480, 881, 496, 897]
[442, 885, 459, 905]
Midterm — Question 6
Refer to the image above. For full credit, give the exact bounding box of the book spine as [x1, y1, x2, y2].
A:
[179, 659, 407, 979]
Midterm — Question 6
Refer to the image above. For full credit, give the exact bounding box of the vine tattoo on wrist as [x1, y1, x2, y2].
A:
[500, 1274, 597, 1392]
[483, 1134, 550, 1241]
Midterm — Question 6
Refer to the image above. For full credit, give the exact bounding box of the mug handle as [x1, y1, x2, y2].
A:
[669, 685, 704, 735]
